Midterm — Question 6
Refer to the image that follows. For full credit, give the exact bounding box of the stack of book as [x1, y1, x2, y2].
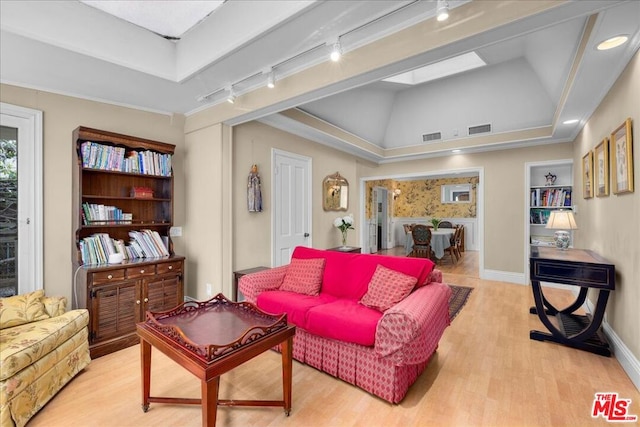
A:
[79, 229, 169, 265]
[80, 141, 172, 177]
[82, 202, 131, 225]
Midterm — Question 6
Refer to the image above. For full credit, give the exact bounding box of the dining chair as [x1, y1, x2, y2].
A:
[444, 226, 464, 263]
[439, 221, 453, 228]
[409, 224, 432, 259]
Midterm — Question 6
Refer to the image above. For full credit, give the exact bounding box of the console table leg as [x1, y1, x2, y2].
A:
[201, 377, 219, 427]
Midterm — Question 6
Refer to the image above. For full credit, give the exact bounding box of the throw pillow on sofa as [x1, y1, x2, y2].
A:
[280, 257, 326, 295]
[0, 289, 50, 329]
[359, 264, 417, 312]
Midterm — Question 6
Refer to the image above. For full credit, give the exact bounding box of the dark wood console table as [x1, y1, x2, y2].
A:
[233, 266, 269, 302]
[529, 246, 615, 357]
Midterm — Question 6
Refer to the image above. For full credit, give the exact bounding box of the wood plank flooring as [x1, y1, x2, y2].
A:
[29, 250, 639, 427]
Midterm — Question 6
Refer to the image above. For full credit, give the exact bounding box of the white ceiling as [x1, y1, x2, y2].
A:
[1, 1, 639, 163]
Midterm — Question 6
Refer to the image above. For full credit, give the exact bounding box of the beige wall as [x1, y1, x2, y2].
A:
[231, 121, 361, 271]
[0, 84, 186, 302]
[358, 143, 573, 274]
[573, 50, 640, 360]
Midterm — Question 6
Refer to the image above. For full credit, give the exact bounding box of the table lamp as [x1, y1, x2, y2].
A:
[545, 210, 577, 250]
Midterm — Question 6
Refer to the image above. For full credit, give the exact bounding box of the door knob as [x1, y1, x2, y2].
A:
[304, 233, 310, 237]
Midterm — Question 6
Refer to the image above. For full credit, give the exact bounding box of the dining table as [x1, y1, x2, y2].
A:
[405, 228, 455, 259]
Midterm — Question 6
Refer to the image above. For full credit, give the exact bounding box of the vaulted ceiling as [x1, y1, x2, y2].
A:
[1, 1, 639, 163]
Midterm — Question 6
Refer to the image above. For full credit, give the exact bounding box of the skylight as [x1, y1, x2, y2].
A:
[383, 51, 487, 85]
[81, 1, 224, 39]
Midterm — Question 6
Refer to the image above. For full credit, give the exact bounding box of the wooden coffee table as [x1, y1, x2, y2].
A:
[136, 293, 296, 427]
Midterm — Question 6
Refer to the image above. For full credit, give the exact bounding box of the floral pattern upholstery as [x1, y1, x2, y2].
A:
[0, 294, 90, 427]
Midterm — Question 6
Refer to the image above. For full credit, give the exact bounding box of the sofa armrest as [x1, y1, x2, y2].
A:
[426, 268, 442, 285]
[238, 265, 289, 303]
[374, 281, 451, 365]
[42, 296, 67, 318]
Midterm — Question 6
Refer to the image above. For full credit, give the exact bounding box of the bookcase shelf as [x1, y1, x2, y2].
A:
[72, 126, 184, 358]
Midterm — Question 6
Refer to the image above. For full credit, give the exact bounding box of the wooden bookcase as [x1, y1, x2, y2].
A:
[72, 126, 185, 358]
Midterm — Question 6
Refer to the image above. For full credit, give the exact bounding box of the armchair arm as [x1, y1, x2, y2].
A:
[42, 296, 67, 318]
[238, 265, 289, 303]
[374, 281, 451, 365]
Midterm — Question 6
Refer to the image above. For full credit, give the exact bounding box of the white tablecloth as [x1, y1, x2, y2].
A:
[405, 229, 454, 259]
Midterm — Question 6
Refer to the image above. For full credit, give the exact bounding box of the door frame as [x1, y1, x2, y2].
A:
[0, 102, 43, 293]
[271, 148, 312, 266]
[359, 166, 484, 276]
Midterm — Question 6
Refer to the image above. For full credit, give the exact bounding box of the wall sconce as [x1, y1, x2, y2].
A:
[393, 189, 401, 200]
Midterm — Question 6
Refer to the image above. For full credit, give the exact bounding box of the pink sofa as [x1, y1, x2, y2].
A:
[239, 246, 451, 403]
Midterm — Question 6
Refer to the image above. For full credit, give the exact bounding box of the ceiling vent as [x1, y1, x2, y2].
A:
[422, 132, 442, 142]
[468, 123, 491, 135]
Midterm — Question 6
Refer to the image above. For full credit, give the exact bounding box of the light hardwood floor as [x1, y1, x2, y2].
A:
[30, 250, 639, 427]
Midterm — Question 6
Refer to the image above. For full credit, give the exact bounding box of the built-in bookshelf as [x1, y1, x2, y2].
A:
[72, 126, 184, 358]
[526, 160, 574, 248]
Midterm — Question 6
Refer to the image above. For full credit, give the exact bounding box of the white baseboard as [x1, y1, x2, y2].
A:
[481, 269, 525, 285]
[582, 296, 640, 392]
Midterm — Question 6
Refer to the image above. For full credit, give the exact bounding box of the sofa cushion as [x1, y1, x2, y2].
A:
[291, 246, 435, 300]
[360, 264, 417, 312]
[257, 291, 337, 329]
[0, 309, 89, 381]
[280, 257, 325, 296]
[0, 290, 50, 329]
[305, 300, 382, 346]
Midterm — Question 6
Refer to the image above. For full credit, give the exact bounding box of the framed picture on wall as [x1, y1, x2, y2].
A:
[582, 150, 593, 199]
[611, 118, 634, 194]
[594, 138, 609, 197]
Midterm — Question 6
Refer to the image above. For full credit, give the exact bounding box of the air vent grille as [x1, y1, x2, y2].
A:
[468, 123, 491, 135]
[422, 132, 442, 142]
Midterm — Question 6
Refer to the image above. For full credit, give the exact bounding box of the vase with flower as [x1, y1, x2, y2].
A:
[334, 214, 355, 248]
[430, 218, 441, 231]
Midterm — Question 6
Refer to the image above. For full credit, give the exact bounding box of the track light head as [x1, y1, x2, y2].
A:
[436, 0, 449, 22]
[227, 87, 236, 104]
[330, 41, 342, 62]
[267, 70, 276, 89]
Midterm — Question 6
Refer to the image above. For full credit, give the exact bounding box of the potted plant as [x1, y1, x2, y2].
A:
[430, 218, 441, 231]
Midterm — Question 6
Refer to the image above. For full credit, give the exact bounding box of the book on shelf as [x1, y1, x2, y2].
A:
[79, 229, 169, 265]
[80, 141, 172, 176]
[530, 188, 572, 207]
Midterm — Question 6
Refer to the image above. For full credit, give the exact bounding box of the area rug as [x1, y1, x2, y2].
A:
[448, 285, 473, 321]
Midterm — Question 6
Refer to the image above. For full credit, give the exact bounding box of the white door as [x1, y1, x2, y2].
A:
[369, 188, 378, 253]
[272, 149, 311, 266]
[0, 103, 43, 296]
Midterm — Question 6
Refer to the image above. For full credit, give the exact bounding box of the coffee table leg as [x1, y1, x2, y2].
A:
[201, 377, 220, 427]
[140, 339, 151, 412]
[282, 336, 293, 416]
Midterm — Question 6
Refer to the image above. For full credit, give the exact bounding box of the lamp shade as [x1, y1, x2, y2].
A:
[545, 210, 578, 230]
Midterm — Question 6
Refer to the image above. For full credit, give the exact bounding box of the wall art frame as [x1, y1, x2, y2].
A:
[594, 138, 609, 197]
[611, 117, 634, 194]
[582, 150, 593, 199]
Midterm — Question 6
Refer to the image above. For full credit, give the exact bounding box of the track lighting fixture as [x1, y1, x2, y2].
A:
[330, 40, 342, 62]
[227, 87, 236, 104]
[436, 0, 449, 22]
[267, 70, 276, 88]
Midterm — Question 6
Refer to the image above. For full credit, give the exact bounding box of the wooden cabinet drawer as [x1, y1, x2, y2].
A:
[91, 269, 125, 284]
[157, 261, 182, 275]
[126, 265, 156, 279]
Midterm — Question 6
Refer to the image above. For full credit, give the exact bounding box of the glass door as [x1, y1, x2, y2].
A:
[0, 126, 18, 296]
[0, 103, 42, 296]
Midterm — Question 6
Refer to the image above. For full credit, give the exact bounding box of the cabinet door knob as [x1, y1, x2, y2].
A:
[140, 269, 145, 274]
[136, 300, 141, 304]
[144, 298, 149, 303]
[107, 274, 113, 280]
[168, 266, 173, 270]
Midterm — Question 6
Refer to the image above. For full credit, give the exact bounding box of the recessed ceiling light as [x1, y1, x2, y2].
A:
[597, 35, 629, 51]
[452, 149, 461, 153]
[436, 0, 449, 22]
[330, 41, 342, 62]
[563, 119, 579, 124]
